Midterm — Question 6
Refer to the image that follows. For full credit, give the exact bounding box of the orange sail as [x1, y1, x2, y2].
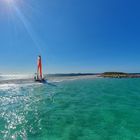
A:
[37, 56, 43, 80]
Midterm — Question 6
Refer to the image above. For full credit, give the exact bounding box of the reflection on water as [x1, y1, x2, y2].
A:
[0, 83, 55, 139]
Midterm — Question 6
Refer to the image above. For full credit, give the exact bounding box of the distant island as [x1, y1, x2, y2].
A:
[102, 72, 140, 78]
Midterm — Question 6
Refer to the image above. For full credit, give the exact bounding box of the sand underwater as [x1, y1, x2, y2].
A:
[0, 76, 140, 140]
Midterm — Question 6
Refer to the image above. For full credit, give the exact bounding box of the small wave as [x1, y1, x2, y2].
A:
[0, 83, 41, 92]
[0, 84, 20, 91]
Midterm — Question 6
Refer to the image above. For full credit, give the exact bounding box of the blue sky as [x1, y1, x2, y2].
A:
[0, 0, 140, 74]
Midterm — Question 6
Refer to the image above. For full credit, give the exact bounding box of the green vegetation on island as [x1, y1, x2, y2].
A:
[102, 72, 140, 78]
[102, 72, 129, 78]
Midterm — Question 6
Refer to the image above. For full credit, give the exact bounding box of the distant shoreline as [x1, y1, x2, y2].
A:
[101, 72, 140, 78]
[0, 72, 140, 85]
[0, 74, 99, 85]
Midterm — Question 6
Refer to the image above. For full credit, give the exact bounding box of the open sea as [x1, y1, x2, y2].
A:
[0, 77, 140, 140]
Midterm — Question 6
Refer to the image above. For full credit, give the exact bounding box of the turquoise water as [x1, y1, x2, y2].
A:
[1, 78, 140, 140]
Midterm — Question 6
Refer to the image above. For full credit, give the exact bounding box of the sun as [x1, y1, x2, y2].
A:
[5, 0, 13, 2]
[4, 0, 15, 4]
[3, 0, 17, 8]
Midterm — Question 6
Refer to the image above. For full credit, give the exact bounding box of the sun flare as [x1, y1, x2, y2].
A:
[5, 0, 14, 3]
[4, 0, 15, 5]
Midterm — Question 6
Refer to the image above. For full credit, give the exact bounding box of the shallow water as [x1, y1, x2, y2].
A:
[0, 78, 140, 140]
[0, 74, 33, 81]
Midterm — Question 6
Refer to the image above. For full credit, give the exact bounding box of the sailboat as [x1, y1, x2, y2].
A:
[34, 55, 46, 83]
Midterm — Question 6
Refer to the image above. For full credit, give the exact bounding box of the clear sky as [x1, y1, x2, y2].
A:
[0, 0, 140, 74]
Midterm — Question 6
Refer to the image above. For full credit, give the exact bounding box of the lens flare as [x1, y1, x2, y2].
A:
[3, 0, 16, 7]
[5, 0, 14, 4]
[2, 0, 43, 54]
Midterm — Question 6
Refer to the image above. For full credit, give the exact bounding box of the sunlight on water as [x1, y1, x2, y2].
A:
[0, 83, 45, 139]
